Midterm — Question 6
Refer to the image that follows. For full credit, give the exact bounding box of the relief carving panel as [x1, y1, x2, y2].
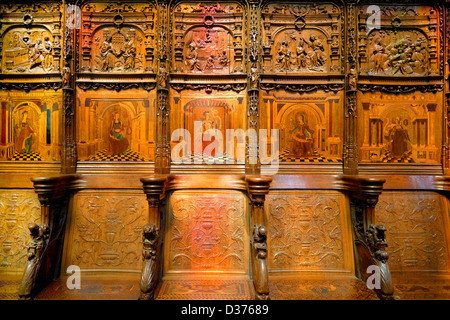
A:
[79, 2, 156, 73]
[66, 191, 147, 271]
[359, 5, 440, 76]
[2, 28, 59, 74]
[266, 191, 349, 272]
[0, 3, 62, 75]
[261, 3, 342, 74]
[375, 192, 450, 272]
[165, 191, 248, 274]
[365, 30, 429, 76]
[172, 3, 244, 74]
[0, 190, 41, 272]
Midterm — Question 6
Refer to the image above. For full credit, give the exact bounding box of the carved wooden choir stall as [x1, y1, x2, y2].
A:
[1, 0, 450, 300]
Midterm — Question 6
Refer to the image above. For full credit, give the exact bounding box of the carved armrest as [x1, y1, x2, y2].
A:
[336, 175, 398, 300]
[19, 174, 84, 300]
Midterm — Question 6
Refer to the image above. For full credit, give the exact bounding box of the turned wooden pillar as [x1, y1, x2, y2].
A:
[139, 175, 167, 300]
[246, 175, 272, 300]
[18, 174, 83, 300]
[337, 175, 398, 300]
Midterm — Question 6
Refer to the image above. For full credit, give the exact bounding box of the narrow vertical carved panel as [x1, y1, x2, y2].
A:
[247, 1, 261, 174]
[155, 0, 170, 173]
[62, 3, 76, 173]
[375, 192, 450, 272]
[445, 3, 450, 173]
[165, 191, 248, 275]
[0, 191, 41, 272]
[344, 1, 358, 174]
[266, 191, 351, 272]
[65, 191, 147, 272]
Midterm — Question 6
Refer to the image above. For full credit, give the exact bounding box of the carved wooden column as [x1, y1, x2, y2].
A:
[18, 175, 83, 300]
[155, 0, 171, 174]
[61, 0, 77, 174]
[139, 175, 167, 300]
[337, 175, 398, 300]
[444, 1, 450, 174]
[343, 0, 359, 175]
[246, 1, 261, 175]
[246, 175, 272, 300]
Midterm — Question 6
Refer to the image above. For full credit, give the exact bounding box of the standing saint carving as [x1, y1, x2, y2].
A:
[276, 41, 291, 71]
[369, 38, 388, 74]
[122, 34, 136, 71]
[99, 37, 117, 71]
[296, 37, 308, 70]
[308, 34, 326, 71]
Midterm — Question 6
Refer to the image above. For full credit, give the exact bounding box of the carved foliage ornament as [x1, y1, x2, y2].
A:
[166, 192, 247, 273]
[266, 193, 345, 271]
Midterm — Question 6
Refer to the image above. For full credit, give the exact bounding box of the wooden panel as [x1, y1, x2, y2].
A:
[266, 191, 353, 273]
[358, 91, 442, 165]
[164, 190, 249, 275]
[156, 280, 254, 300]
[64, 190, 147, 273]
[76, 89, 156, 162]
[0, 190, 40, 273]
[375, 192, 450, 272]
[0, 90, 62, 162]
